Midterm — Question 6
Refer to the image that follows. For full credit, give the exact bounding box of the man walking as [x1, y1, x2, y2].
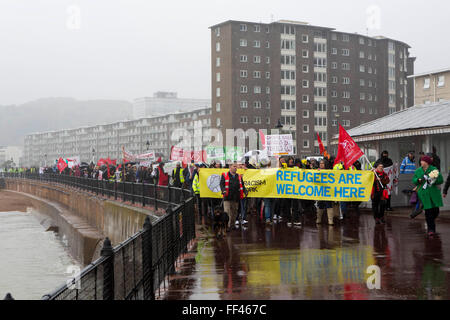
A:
[220, 162, 247, 231]
[400, 151, 416, 174]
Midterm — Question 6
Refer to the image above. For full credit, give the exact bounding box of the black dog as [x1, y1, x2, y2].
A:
[213, 206, 229, 239]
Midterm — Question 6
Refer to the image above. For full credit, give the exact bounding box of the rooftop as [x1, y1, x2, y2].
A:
[408, 67, 450, 78]
[331, 101, 450, 143]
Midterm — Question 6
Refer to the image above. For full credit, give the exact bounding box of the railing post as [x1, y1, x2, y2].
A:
[101, 237, 115, 300]
[3, 293, 14, 300]
[131, 182, 135, 205]
[154, 183, 158, 211]
[142, 216, 154, 300]
[142, 181, 145, 207]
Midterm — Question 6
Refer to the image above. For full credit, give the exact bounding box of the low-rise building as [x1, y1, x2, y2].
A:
[409, 67, 450, 105]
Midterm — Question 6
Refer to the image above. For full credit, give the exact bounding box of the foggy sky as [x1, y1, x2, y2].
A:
[0, 0, 448, 105]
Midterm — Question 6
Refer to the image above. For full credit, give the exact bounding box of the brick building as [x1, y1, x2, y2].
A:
[210, 20, 415, 157]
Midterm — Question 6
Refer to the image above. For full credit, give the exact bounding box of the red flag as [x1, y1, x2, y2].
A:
[57, 157, 68, 173]
[259, 129, 266, 150]
[157, 157, 162, 163]
[334, 124, 364, 169]
[317, 133, 325, 155]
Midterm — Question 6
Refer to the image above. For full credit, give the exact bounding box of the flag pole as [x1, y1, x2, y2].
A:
[363, 154, 384, 188]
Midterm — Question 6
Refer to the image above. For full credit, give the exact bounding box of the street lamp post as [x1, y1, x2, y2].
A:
[146, 140, 150, 151]
[92, 148, 95, 164]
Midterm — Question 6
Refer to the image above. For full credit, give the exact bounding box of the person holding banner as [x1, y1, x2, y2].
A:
[371, 161, 390, 225]
[316, 159, 334, 225]
[377, 151, 394, 211]
[220, 162, 247, 231]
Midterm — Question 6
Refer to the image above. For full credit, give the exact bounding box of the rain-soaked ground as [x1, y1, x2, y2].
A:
[162, 211, 450, 300]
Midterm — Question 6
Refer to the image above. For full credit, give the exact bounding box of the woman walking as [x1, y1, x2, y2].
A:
[413, 155, 444, 236]
[371, 161, 390, 225]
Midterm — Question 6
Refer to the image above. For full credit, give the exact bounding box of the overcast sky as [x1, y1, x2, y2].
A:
[0, 0, 448, 105]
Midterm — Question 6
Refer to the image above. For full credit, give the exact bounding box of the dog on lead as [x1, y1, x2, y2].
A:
[213, 206, 229, 239]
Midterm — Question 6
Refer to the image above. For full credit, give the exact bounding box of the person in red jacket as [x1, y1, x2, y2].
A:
[220, 162, 247, 231]
[371, 161, 390, 225]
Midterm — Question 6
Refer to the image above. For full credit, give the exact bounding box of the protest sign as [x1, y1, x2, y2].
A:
[265, 134, 294, 156]
[199, 168, 374, 202]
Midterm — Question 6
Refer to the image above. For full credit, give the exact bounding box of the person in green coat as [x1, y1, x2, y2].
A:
[412, 155, 444, 236]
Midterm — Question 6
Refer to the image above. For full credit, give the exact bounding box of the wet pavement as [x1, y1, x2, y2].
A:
[163, 211, 450, 300]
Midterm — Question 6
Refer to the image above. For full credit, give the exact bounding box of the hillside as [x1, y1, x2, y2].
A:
[0, 98, 133, 145]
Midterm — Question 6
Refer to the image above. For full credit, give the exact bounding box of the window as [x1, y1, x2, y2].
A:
[240, 55, 247, 62]
[266, 87, 270, 94]
[280, 116, 296, 125]
[253, 40, 261, 48]
[342, 34, 349, 42]
[240, 101, 248, 108]
[438, 75, 445, 87]
[254, 56, 261, 63]
[302, 65, 309, 73]
[281, 86, 296, 95]
[314, 117, 327, 126]
[331, 90, 337, 97]
[423, 78, 430, 89]
[314, 72, 327, 82]
[331, 76, 337, 83]
[216, 118, 221, 127]
[240, 70, 248, 78]
[368, 67, 372, 74]
[343, 105, 350, 112]
[254, 116, 261, 124]
[266, 57, 270, 64]
[314, 58, 327, 67]
[265, 26, 270, 33]
[314, 102, 327, 112]
[331, 48, 337, 55]
[368, 80, 373, 87]
[254, 86, 261, 94]
[253, 101, 261, 108]
[216, 57, 221, 67]
[302, 95, 309, 103]
[254, 25, 260, 32]
[302, 35, 309, 43]
[368, 39, 372, 46]
[342, 77, 350, 84]
[240, 85, 248, 93]
[343, 91, 350, 99]
[266, 117, 270, 124]
[342, 63, 350, 70]
[216, 87, 220, 97]
[302, 80, 309, 88]
[314, 87, 327, 97]
[240, 39, 247, 47]
[281, 100, 296, 110]
[215, 27, 220, 37]
[266, 101, 271, 109]
[360, 107, 365, 113]
[240, 116, 248, 123]
[303, 110, 309, 118]
[332, 105, 338, 112]
[303, 140, 310, 148]
[240, 24, 247, 31]
[265, 72, 270, 79]
[332, 119, 337, 126]
[216, 72, 221, 82]
[216, 103, 221, 112]
[216, 42, 220, 52]
[281, 39, 295, 49]
[281, 70, 296, 80]
[281, 55, 296, 65]
[359, 37, 365, 45]
[331, 33, 337, 40]
[314, 43, 326, 52]
[359, 65, 365, 72]
[343, 120, 351, 127]
[341, 49, 350, 56]
[265, 41, 270, 48]
[253, 71, 261, 78]
[303, 125, 309, 133]
[331, 62, 337, 69]
[360, 93, 365, 100]
[282, 25, 295, 35]
[302, 50, 309, 58]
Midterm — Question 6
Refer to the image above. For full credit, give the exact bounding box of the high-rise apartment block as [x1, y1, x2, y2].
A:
[210, 20, 415, 156]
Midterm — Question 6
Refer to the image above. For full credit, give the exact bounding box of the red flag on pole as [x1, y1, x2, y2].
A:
[317, 133, 325, 155]
[334, 124, 364, 169]
[259, 129, 266, 150]
[57, 157, 68, 173]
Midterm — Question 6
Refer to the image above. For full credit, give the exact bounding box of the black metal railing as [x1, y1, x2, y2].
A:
[1, 172, 191, 211]
[1, 172, 196, 300]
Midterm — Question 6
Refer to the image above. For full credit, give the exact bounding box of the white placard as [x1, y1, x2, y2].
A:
[266, 134, 294, 156]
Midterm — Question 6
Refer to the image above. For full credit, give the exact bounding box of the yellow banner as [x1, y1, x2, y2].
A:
[199, 168, 374, 202]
